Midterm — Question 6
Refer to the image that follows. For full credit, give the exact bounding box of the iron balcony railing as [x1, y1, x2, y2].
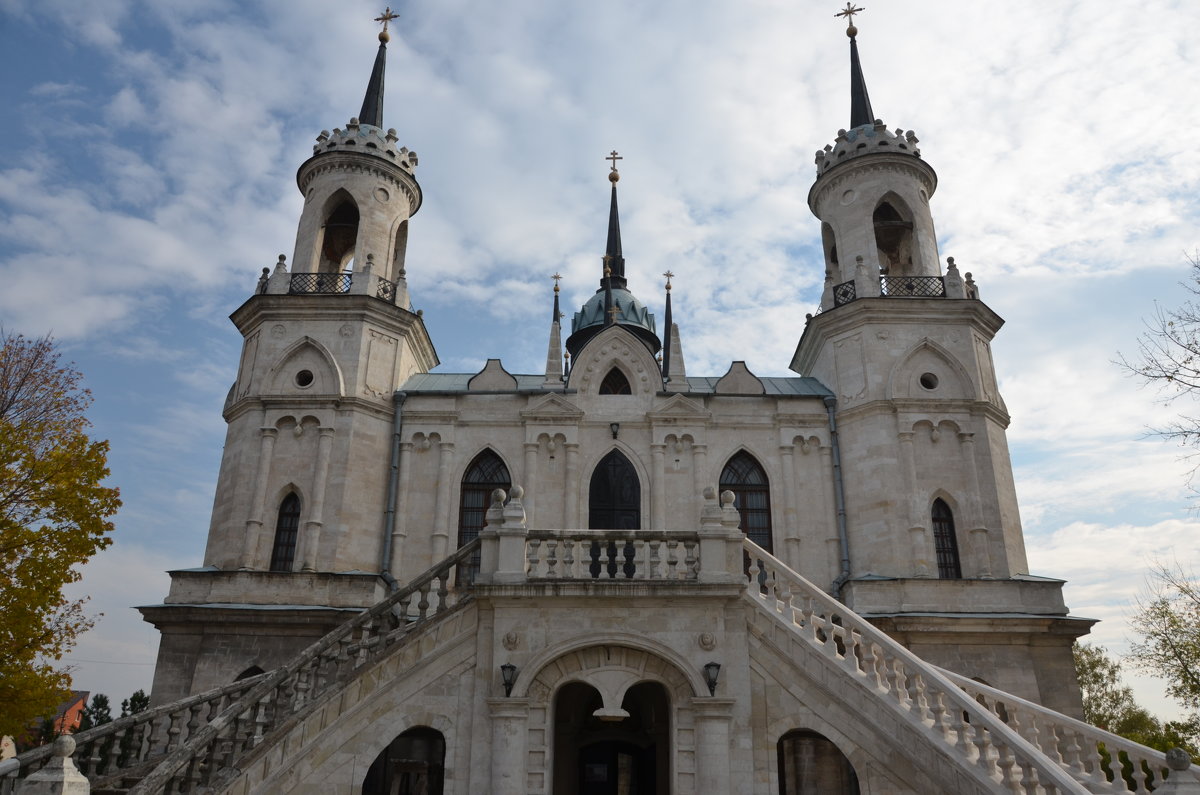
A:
[833, 280, 857, 307]
[880, 275, 945, 298]
[376, 276, 397, 303]
[288, 273, 352, 294]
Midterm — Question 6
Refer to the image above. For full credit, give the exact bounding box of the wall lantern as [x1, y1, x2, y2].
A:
[500, 663, 519, 697]
[703, 661, 721, 696]
[610, 422, 620, 439]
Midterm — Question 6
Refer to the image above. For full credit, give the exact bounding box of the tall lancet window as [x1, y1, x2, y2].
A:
[270, 493, 301, 572]
[458, 451, 511, 584]
[589, 451, 640, 529]
[932, 498, 962, 579]
[720, 451, 772, 552]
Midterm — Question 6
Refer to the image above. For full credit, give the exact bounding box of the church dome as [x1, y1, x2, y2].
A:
[566, 287, 660, 359]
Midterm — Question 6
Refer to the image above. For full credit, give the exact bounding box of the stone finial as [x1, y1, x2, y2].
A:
[703, 485, 717, 501]
[1167, 747, 1192, 771]
[720, 490, 741, 530]
[273, 254, 288, 275]
[490, 488, 506, 508]
[720, 489, 735, 508]
[257, 267, 270, 294]
[501, 485, 527, 530]
[17, 735, 89, 794]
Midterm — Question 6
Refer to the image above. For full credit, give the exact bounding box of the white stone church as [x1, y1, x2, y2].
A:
[7, 10, 1200, 795]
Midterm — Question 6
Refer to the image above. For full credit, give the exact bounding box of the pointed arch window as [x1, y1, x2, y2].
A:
[589, 450, 641, 530]
[458, 451, 511, 584]
[720, 451, 772, 553]
[599, 367, 632, 395]
[319, 197, 360, 273]
[932, 498, 962, 579]
[269, 493, 300, 572]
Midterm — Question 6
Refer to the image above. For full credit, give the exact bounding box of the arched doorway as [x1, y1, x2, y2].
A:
[777, 729, 859, 795]
[362, 726, 445, 795]
[589, 450, 640, 530]
[554, 681, 670, 794]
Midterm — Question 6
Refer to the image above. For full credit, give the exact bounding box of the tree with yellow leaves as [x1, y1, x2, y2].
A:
[0, 331, 121, 738]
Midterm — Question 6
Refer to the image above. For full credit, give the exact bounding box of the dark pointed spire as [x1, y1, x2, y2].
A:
[661, 272, 674, 379]
[835, 4, 874, 128]
[359, 8, 399, 128]
[602, 151, 628, 290]
[551, 273, 562, 323]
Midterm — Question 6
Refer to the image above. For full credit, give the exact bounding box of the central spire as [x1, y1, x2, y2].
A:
[836, 3, 875, 128]
[359, 8, 398, 128]
[603, 150, 627, 290]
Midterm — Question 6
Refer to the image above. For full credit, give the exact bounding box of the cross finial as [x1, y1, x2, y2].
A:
[663, 270, 675, 291]
[835, 3, 864, 23]
[606, 150, 623, 171]
[552, 272, 562, 292]
[607, 305, 621, 322]
[375, 7, 399, 31]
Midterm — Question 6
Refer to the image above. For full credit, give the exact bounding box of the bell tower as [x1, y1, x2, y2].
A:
[143, 10, 439, 702]
[790, 10, 1087, 708]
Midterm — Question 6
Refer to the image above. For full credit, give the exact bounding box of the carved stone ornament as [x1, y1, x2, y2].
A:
[698, 632, 717, 651]
[502, 631, 521, 651]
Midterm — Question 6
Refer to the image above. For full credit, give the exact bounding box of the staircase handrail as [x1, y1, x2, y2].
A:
[742, 539, 1087, 794]
[111, 539, 478, 795]
[0, 672, 270, 790]
[942, 668, 1200, 791]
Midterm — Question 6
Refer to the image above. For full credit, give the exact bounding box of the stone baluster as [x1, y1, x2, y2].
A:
[632, 539, 646, 578]
[666, 540, 679, 578]
[544, 539, 558, 578]
[416, 581, 431, 619]
[527, 539, 541, 578]
[648, 540, 661, 578]
[562, 538, 576, 578]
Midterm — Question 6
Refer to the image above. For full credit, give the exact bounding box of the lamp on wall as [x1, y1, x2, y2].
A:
[500, 663, 518, 697]
[610, 422, 620, 439]
[703, 661, 721, 696]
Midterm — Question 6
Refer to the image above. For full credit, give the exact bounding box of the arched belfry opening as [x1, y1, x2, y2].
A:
[553, 681, 670, 795]
[821, 222, 839, 274]
[361, 726, 445, 795]
[458, 450, 511, 584]
[589, 450, 640, 530]
[318, 194, 360, 273]
[392, 219, 409, 280]
[872, 198, 915, 276]
[777, 729, 860, 795]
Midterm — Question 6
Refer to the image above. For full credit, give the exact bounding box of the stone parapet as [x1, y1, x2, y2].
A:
[158, 569, 385, 608]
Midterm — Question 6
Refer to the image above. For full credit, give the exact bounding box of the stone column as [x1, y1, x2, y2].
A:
[390, 440, 414, 573]
[431, 441, 456, 560]
[300, 426, 335, 572]
[564, 443, 580, 527]
[523, 442, 539, 526]
[692, 699, 736, 794]
[651, 442, 667, 530]
[779, 443, 798, 570]
[691, 443, 709, 506]
[487, 699, 530, 795]
[898, 431, 931, 577]
[240, 427, 278, 569]
[958, 432, 992, 578]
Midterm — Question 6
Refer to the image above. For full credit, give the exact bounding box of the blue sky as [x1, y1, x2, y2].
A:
[2, 0, 1200, 716]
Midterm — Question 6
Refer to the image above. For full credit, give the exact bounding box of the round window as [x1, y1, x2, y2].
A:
[919, 372, 939, 390]
[295, 370, 314, 388]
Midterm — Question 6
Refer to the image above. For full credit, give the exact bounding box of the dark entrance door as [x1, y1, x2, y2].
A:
[589, 451, 641, 530]
[553, 681, 669, 795]
[579, 741, 655, 795]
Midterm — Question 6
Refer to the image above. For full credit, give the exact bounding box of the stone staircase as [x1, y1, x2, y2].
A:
[0, 539, 479, 795]
[740, 539, 1200, 794]
[5, 518, 1200, 793]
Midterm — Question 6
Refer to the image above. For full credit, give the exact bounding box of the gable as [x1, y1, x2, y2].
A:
[567, 325, 663, 396]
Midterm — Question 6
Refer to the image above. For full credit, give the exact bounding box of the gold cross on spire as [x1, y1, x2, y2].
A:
[606, 150, 623, 171]
[663, 270, 675, 291]
[607, 305, 621, 322]
[375, 7, 399, 31]
[835, 3, 865, 23]
[552, 272, 562, 292]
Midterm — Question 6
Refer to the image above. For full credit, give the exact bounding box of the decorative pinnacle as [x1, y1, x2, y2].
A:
[606, 150, 622, 183]
[835, 2, 864, 37]
[375, 7, 399, 42]
[663, 270, 675, 291]
[552, 272, 562, 293]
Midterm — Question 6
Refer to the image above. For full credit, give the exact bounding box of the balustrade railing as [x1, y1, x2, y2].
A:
[525, 530, 700, 581]
[880, 274, 945, 297]
[288, 272, 352, 294]
[742, 539, 1088, 794]
[946, 671, 1200, 793]
[1, 540, 479, 795]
